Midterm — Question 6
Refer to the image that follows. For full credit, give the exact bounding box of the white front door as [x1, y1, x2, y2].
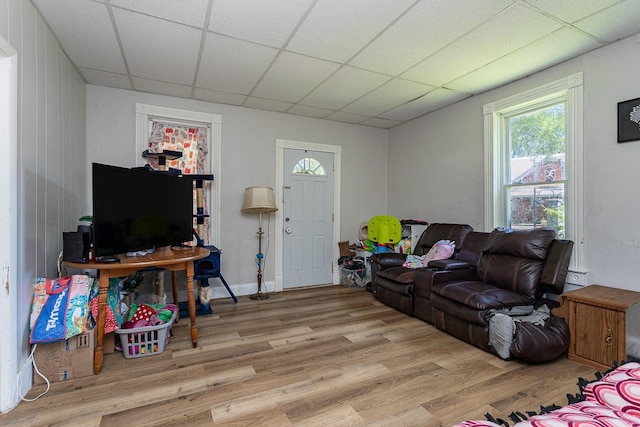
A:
[283, 149, 334, 288]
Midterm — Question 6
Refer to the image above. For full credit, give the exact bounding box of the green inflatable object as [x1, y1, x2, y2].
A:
[368, 215, 402, 244]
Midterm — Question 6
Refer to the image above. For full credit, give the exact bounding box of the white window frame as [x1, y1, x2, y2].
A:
[135, 104, 221, 246]
[483, 72, 585, 277]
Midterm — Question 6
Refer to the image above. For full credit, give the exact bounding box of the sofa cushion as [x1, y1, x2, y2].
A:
[378, 267, 417, 284]
[478, 255, 545, 299]
[374, 276, 414, 297]
[510, 315, 569, 362]
[431, 293, 493, 325]
[484, 227, 556, 260]
[414, 223, 472, 256]
[432, 280, 534, 310]
[456, 231, 490, 265]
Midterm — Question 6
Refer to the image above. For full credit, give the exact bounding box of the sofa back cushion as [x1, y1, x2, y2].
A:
[477, 228, 556, 299]
[539, 239, 574, 295]
[456, 231, 490, 265]
[414, 223, 472, 257]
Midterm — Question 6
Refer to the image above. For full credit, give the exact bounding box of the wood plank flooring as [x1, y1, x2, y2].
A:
[1, 285, 597, 426]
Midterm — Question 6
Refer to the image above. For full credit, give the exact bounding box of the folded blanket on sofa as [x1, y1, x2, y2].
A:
[402, 240, 455, 268]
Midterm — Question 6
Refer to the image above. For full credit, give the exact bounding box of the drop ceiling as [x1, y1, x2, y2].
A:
[31, 0, 640, 128]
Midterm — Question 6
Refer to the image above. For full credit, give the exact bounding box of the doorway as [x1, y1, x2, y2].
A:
[0, 37, 19, 412]
[282, 149, 334, 288]
[275, 140, 342, 291]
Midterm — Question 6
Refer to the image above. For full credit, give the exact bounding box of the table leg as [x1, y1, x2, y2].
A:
[94, 272, 110, 375]
[186, 261, 198, 347]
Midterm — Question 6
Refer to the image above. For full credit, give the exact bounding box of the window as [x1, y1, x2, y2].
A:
[484, 72, 584, 273]
[292, 157, 326, 176]
[135, 104, 222, 246]
[507, 103, 566, 236]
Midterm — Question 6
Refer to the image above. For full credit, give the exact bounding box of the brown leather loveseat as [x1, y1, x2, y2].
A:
[370, 224, 574, 362]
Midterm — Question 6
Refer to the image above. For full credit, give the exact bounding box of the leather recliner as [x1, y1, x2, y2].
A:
[369, 223, 473, 319]
[430, 227, 574, 361]
[370, 224, 574, 362]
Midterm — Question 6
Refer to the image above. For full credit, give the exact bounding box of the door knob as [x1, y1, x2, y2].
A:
[285, 227, 292, 234]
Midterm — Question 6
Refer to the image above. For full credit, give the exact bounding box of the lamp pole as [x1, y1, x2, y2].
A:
[250, 211, 269, 300]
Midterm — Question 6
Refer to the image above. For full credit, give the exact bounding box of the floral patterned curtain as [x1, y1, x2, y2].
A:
[147, 122, 211, 243]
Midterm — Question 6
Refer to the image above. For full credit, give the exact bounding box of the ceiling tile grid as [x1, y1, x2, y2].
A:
[348, 0, 514, 76]
[33, 0, 126, 73]
[31, 0, 640, 128]
[286, 0, 417, 63]
[197, 32, 279, 94]
[299, 66, 393, 111]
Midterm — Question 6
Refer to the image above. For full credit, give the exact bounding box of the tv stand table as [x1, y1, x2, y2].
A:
[64, 246, 209, 374]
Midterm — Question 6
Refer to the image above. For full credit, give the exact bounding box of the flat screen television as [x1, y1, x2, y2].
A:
[92, 162, 194, 257]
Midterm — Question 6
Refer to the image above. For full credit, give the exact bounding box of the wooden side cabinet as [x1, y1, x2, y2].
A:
[560, 284, 640, 370]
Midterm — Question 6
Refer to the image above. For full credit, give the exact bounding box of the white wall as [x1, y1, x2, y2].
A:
[0, 0, 86, 412]
[388, 33, 640, 292]
[85, 85, 388, 290]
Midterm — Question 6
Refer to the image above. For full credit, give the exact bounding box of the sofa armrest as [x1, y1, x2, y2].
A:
[427, 259, 472, 270]
[369, 253, 407, 268]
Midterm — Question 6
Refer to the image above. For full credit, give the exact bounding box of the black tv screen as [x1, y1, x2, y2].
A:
[92, 163, 193, 257]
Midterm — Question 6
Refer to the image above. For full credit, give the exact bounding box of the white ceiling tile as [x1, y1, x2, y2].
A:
[287, 0, 415, 63]
[251, 52, 341, 103]
[244, 97, 293, 112]
[359, 117, 402, 128]
[350, 0, 514, 76]
[33, 0, 640, 129]
[325, 111, 369, 124]
[32, 0, 126, 73]
[299, 66, 391, 110]
[342, 78, 435, 117]
[193, 87, 247, 105]
[209, 0, 314, 48]
[79, 68, 132, 91]
[447, 28, 603, 93]
[114, 9, 202, 85]
[110, 0, 210, 27]
[380, 88, 470, 121]
[288, 104, 333, 119]
[575, 1, 640, 43]
[401, 3, 563, 86]
[197, 33, 278, 94]
[132, 77, 192, 98]
[523, 0, 619, 23]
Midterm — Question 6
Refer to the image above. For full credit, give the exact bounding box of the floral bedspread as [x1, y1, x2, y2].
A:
[456, 362, 640, 426]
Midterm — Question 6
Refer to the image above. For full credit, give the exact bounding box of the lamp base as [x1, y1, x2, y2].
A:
[249, 291, 270, 300]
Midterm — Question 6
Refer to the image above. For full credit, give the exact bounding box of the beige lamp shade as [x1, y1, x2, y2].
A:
[241, 186, 278, 213]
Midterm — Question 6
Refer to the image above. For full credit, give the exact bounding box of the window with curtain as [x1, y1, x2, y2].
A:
[147, 122, 210, 243]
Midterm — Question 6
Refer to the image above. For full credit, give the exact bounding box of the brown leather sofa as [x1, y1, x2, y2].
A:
[370, 224, 574, 362]
[370, 223, 473, 321]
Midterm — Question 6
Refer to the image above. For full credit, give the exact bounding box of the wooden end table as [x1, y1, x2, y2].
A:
[560, 284, 640, 370]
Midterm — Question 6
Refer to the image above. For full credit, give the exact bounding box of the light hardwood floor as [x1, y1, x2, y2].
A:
[1, 285, 597, 426]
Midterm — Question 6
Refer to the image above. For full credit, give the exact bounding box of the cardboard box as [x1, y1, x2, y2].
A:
[33, 328, 95, 384]
[102, 332, 116, 355]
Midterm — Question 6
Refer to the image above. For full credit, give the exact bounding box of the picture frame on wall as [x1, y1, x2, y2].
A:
[617, 97, 640, 143]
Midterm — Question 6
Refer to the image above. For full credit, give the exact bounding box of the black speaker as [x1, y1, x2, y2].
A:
[63, 231, 84, 262]
[63, 227, 91, 262]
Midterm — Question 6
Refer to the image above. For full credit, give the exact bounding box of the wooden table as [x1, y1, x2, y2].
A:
[64, 246, 209, 374]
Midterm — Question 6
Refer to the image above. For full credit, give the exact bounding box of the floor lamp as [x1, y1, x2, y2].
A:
[241, 186, 278, 300]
